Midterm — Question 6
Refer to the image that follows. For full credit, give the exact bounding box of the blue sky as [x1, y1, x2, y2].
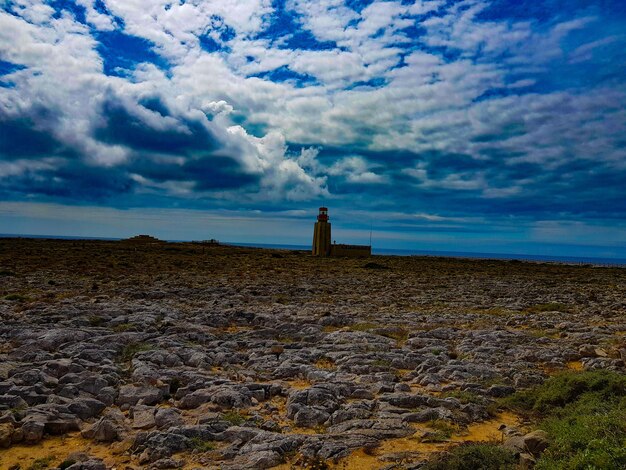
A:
[1, 0, 625, 258]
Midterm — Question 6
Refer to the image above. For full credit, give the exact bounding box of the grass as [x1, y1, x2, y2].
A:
[441, 390, 483, 405]
[222, 410, 246, 426]
[378, 327, 409, 343]
[422, 443, 517, 470]
[503, 370, 626, 470]
[113, 322, 134, 332]
[88, 315, 105, 326]
[188, 437, 216, 452]
[118, 342, 153, 362]
[349, 322, 378, 332]
[371, 358, 392, 368]
[4, 293, 30, 302]
[421, 419, 458, 442]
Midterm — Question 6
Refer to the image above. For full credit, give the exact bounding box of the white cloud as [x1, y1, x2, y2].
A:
[328, 156, 387, 184]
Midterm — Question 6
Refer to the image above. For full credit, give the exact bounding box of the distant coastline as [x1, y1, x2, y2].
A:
[1, 233, 625, 267]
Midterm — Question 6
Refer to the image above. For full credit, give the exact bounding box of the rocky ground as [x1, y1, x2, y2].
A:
[0, 238, 625, 470]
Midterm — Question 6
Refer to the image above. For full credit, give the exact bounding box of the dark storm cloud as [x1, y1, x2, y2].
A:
[95, 99, 218, 154]
[0, 161, 134, 201]
[129, 155, 259, 191]
[0, 116, 68, 159]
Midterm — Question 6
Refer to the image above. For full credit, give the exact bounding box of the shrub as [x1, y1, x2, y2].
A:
[5, 294, 29, 302]
[535, 398, 626, 470]
[222, 410, 246, 426]
[504, 370, 626, 414]
[422, 443, 517, 470]
[421, 420, 458, 442]
[189, 437, 215, 452]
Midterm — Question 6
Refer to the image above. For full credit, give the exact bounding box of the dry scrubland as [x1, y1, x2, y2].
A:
[0, 238, 625, 470]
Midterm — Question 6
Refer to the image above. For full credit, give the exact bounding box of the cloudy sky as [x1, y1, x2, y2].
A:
[1, 0, 625, 257]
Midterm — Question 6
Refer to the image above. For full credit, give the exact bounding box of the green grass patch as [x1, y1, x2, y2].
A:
[88, 315, 105, 326]
[422, 443, 517, 470]
[421, 419, 458, 442]
[4, 293, 30, 302]
[504, 370, 626, 414]
[222, 410, 246, 426]
[503, 370, 626, 470]
[441, 390, 483, 405]
[113, 322, 134, 332]
[188, 437, 216, 452]
[118, 342, 153, 362]
[371, 358, 392, 368]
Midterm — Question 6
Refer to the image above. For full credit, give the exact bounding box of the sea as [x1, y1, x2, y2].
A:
[2, 234, 625, 267]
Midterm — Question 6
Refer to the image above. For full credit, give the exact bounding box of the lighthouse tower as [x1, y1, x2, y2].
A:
[312, 207, 331, 256]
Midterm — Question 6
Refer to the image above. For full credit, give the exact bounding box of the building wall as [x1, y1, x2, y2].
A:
[330, 244, 371, 257]
[312, 221, 331, 256]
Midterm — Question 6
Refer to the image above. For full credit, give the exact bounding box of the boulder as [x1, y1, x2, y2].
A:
[504, 430, 549, 459]
[117, 385, 163, 407]
[65, 459, 107, 470]
[81, 418, 120, 442]
[0, 422, 13, 448]
[21, 420, 45, 444]
[402, 407, 452, 423]
[155, 408, 184, 430]
[293, 407, 330, 427]
[132, 406, 156, 430]
[67, 398, 107, 420]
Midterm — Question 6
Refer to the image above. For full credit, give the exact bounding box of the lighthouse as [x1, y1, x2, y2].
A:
[312, 207, 331, 256]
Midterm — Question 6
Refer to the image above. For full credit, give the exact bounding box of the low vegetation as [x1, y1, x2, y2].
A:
[222, 410, 246, 426]
[118, 342, 153, 362]
[422, 420, 458, 443]
[188, 437, 216, 452]
[504, 370, 626, 470]
[422, 443, 517, 470]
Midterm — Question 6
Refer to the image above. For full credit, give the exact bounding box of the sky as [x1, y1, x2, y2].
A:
[1, 0, 625, 258]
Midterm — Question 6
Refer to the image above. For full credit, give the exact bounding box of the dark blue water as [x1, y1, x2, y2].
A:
[2, 234, 624, 266]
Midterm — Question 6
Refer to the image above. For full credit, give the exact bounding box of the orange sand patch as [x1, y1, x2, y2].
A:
[453, 411, 519, 443]
[0, 434, 134, 470]
[284, 379, 313, 390]
[315, 358, 337, 370]
[224, 325, 255, 333]
[0, 434, 212, 470]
